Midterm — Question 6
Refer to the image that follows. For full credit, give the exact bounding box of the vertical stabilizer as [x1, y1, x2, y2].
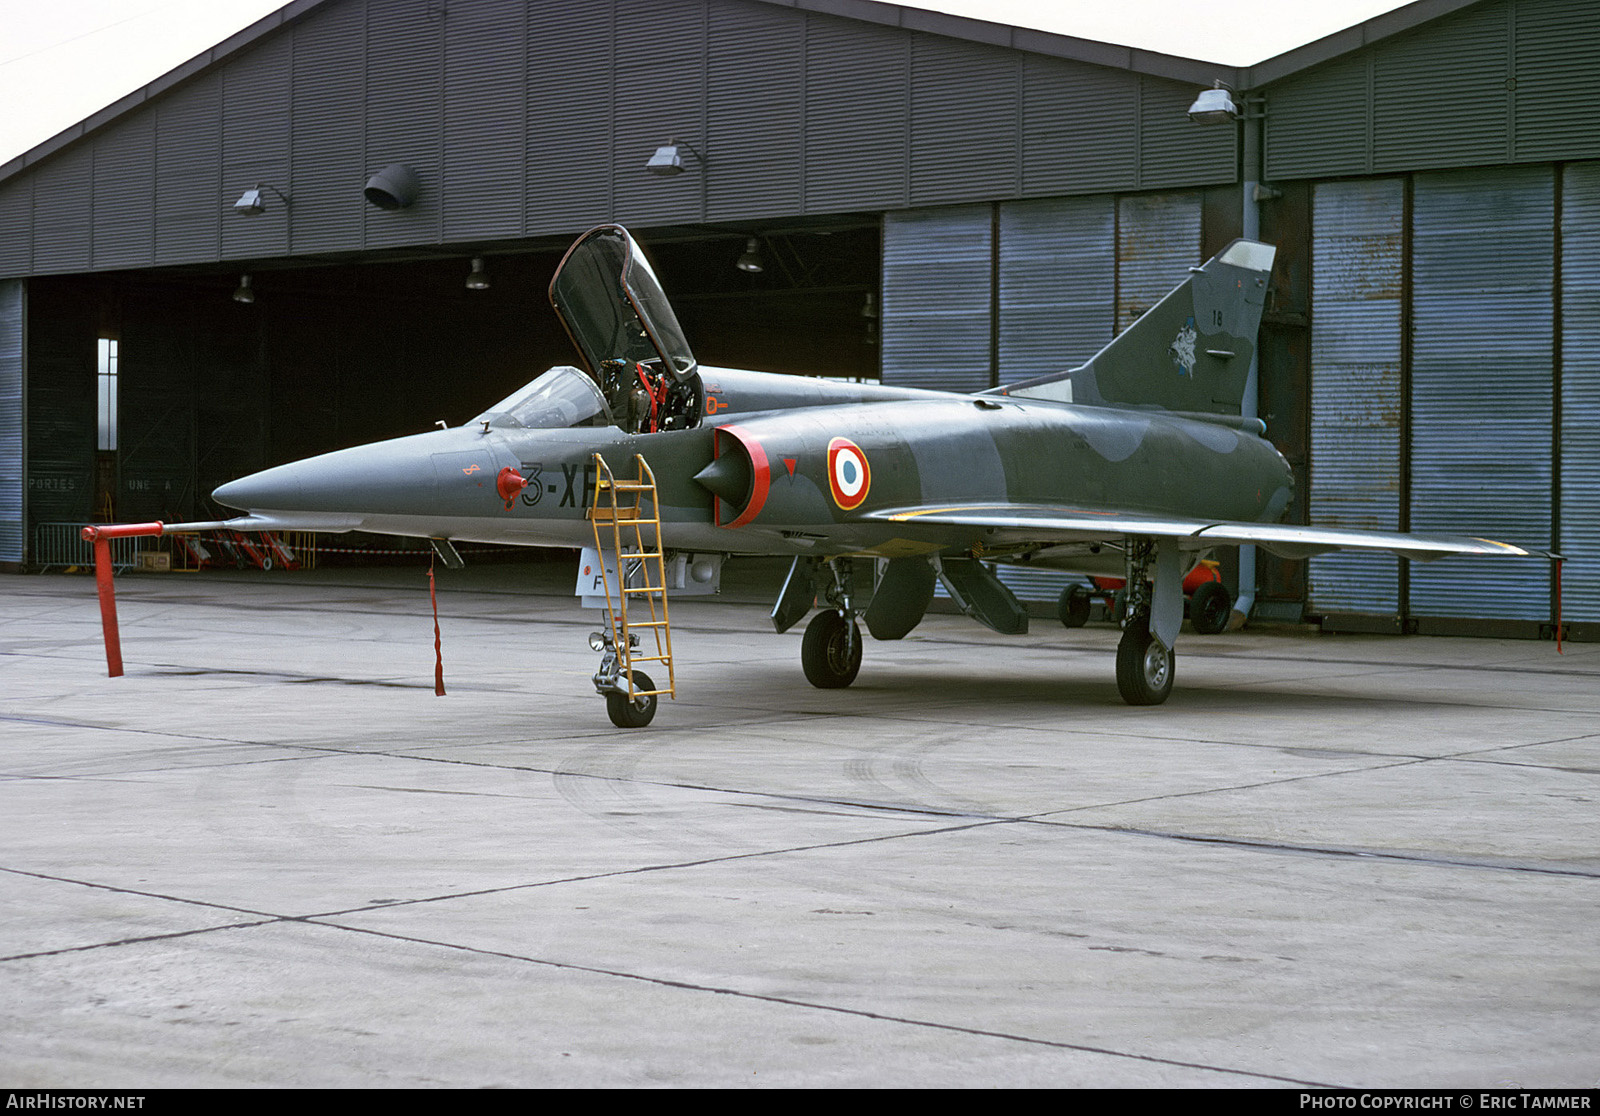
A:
[998, 240, 1277, 416]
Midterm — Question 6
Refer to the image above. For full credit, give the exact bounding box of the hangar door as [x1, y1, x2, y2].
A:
[1309, 166, 1595, 631]
[1409, 167, 1554, 623]
[881, 193, 1202, 602]
[881, 193, 1201, 393]
[1306, 178, 1406, 621]
[1563, 162, 1600, 628]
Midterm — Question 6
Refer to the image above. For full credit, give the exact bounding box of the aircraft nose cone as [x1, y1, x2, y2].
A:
[213, 471, 289, 512]
[210, 428, 514, 519]
[211, 454, 325, 512]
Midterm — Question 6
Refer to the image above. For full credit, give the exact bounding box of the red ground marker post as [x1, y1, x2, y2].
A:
[81, 522, 166, 678]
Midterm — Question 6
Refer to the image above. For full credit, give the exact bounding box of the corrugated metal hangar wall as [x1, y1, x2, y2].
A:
[1258, 0, 1600, 635]
[0, 0, 1234, 569]
[0, 0, 1596, 638]
[0, 0, 1231, 273]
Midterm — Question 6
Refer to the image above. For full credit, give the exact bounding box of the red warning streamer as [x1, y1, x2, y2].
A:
[429, 554, 446, 696]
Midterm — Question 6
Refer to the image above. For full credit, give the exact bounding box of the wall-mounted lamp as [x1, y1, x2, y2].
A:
[364, 163, 421, 209]
[466, 258, 490, 290]
[232, 183, 290, 215]
[735, 238, 763, 274]
[232, 275, 255, 304]
[646, 138, 703, 176]
[1186, 80, 1239, 124]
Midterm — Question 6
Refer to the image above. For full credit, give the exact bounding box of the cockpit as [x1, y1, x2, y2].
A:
[546, 225, 704, 435]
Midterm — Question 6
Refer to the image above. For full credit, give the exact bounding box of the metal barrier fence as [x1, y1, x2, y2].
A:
[32, 524, 526, 572]
[34, 523, 144, 571]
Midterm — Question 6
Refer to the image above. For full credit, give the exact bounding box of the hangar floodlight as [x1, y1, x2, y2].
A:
[736, 238, 763, 273]
[466, 258, 490, 290]
[232, 275, 254, 304]
[364, 163, 421, 210]
[646, 138, 703, 176]
[232, 182, 289, 215]
[1187, 81, 1239, 124]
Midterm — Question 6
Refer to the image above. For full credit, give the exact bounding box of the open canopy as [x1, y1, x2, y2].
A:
[548, 225, 698, 383]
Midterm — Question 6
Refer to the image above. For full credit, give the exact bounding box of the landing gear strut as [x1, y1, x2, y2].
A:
[801, 558, 862, 689]
[1115, 539, 1176, 706]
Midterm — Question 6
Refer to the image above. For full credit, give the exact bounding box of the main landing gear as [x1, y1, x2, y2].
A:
[1114, 539, 1177, 706]
[802, 610, 862, 688]
[782, 544, 1183, 706]
[801, 558, 862, 689]
[1116, 618, 1174, 705]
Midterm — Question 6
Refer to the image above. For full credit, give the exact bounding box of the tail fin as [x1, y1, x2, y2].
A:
[997, 239, 1277, 416]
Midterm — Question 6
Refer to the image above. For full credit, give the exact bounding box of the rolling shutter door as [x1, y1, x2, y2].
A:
[993, 195, 1116, 602]
[1116, 193, 1202, 330]
[885, 194, 1200, 604]
[1562, 161, 1600, 624]
[880, 206, 992, 393]
[1307, 178, 1405, 618]
[996, 195, 1115, 384]
[1409, 167, 1553, 620]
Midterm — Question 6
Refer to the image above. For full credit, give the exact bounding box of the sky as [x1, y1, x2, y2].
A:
[0, 0, 1418, 168]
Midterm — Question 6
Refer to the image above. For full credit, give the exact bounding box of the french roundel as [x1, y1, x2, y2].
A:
[827, 437, 871, 510]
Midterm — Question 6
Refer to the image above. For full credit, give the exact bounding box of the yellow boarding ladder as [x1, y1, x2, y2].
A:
[587, 453, 675, 706]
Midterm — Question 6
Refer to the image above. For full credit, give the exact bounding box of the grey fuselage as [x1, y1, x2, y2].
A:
[212, 366, 1295, 573]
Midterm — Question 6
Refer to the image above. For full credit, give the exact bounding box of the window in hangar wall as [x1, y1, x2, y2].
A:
[96, 338, 119, 453]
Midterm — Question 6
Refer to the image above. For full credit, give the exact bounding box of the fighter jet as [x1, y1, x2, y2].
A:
[95, 224, 1548, 724]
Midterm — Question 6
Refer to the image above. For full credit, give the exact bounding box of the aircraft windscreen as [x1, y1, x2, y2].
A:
[474, 366, 613, 429]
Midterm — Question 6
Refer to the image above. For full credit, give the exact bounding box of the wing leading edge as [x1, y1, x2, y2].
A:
[865, 504, 1551, 562]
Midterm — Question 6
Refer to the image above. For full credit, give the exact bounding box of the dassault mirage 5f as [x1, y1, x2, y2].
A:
[94, 224, 1548, 725]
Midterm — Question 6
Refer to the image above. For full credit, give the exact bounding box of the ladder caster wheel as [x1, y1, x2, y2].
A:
[606, 671, 658, 728]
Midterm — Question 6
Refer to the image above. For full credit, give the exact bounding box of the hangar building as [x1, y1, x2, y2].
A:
[0, 0, 1595, 639]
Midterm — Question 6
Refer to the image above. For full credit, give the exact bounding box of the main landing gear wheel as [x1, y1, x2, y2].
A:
[1057, 583, 1091, 628]
[605, 670, 658, 728]
[801, 610, 862, 689]
[1116, 619, 1174, 706]
[1188, 580, 1232, 635]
